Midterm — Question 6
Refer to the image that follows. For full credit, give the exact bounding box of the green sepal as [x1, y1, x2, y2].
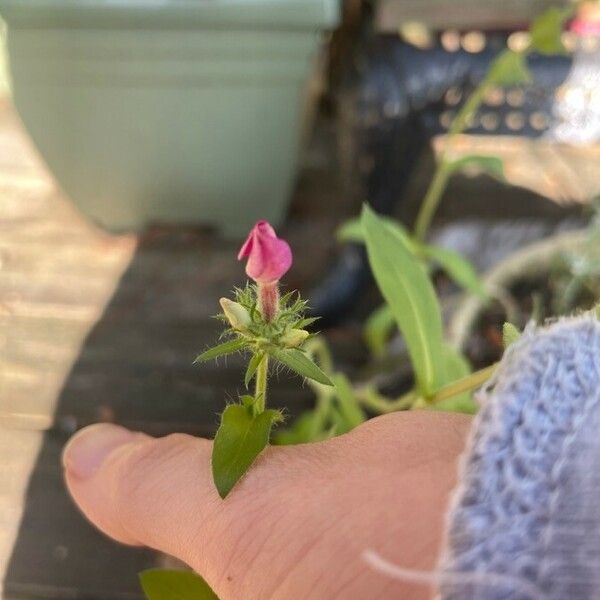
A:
[244, 353, 264, 388]
[293, 316, 320, 329]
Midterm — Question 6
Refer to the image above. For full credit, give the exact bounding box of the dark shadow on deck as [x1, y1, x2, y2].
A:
[3, 230, 315, 598]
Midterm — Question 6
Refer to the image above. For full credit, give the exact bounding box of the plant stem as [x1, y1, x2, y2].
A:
[357, 362, 498, 414]
[255, 354, 269, 413]
[414, 81, 490, 242]
[428, 363, 497, 405]
[414, 163, 452, 243]
[357, 388, 417, 414]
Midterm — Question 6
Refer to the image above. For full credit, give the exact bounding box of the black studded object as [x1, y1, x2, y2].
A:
[310, 29, 600, 325]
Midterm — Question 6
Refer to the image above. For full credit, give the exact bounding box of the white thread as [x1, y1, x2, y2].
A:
[363, 550, 544, 599]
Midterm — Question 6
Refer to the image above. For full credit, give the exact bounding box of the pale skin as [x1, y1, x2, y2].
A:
[63, 411, 472, 599]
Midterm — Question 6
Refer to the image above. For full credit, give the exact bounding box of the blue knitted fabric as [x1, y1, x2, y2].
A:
[439, 316, 600, 600]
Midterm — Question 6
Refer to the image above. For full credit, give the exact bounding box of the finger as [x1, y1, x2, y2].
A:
[62, 423, 221, 570]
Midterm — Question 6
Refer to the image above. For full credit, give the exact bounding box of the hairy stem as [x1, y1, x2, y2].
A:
[255, 354, 269, 413]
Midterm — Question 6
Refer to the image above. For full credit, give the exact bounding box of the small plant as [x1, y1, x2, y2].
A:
[198, 221, 333, 499]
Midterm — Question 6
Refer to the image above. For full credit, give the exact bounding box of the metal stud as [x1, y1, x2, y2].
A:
[461, 31, 486, 53]
[440, 110, 455, 129]
[484, 87, 504, 107]
[507, 31, 530, 53]
[445, 87, 462, 106]
[507, 89, 525, 107]
[441, 30, 461, 53]
[529, 111, 550, 130]
[506, 111, 525, 131]
[481, 112, 500, 131]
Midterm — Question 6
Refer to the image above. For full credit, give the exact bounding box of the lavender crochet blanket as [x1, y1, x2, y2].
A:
[439, 316, 600, 600]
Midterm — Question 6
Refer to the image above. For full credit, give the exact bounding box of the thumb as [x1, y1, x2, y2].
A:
[62, 424, 223, 573]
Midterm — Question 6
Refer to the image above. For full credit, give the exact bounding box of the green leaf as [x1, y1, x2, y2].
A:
[332, 373, 366, 429]
[421, 245, 488, 299]
[338, 215, 420, 249]
[328, 407, 353, 436]
[194, 338, 246, 364]
[244, 353, 264, 388]
[279, 289, 297, 306]
[270, 348, 333, 386]
[212, 404, 280, 498]
[337, 216, 418, 252]
[336, 217, 364, 243]
[361, 205, 445, 396]
[293, 316, 320, 329]
[431, 346, 478, 414]
[140, 570, 219, 600]
[446, 155, 505, 180]
[486, 50, 532, 86]
[530, 7, 572, 55]
[503, 322, 521, 348]
[273, 411, 318, 445]
[364, 304, 396, 357]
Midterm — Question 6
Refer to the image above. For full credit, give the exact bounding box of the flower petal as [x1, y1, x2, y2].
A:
[238, 221, 292, 284]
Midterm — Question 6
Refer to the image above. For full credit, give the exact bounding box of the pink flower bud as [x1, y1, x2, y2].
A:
[238, 221, 292, 285]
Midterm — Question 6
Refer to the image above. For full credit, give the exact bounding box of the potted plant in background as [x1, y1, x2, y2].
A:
[0, 0, 339, 237]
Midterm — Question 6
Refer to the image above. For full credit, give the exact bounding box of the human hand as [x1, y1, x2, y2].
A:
[63, 411, 471, 599]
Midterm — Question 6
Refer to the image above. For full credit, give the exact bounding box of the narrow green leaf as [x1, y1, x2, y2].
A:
[194, 338, 246, 364]
[421, 245, 488, 299]
[431, 346, 478, 414]
[503, 322, 521, 348]
[244, 353, 264, 388]
[279, 289, 297, 306]
[212, 405, 279, 498]
[332, 373, 366, 428]
[140, 569, 219, 600]
[336, 218, 364, 243]
[328, 406, 353, 436]
[240, 394, 258, 413]
[293, 316, 320, 329]
[446, 155, 505, 180]
[530, 7, 573, 55]
[364, 304, 396, 357]
[337, 216, 418, 252]
[361, 205, 445, 395]
[486, 50, 532, 86]
[270, 348, 333, 386]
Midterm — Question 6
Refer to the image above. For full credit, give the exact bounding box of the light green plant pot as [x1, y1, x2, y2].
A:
[0, 0, 338, 237]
